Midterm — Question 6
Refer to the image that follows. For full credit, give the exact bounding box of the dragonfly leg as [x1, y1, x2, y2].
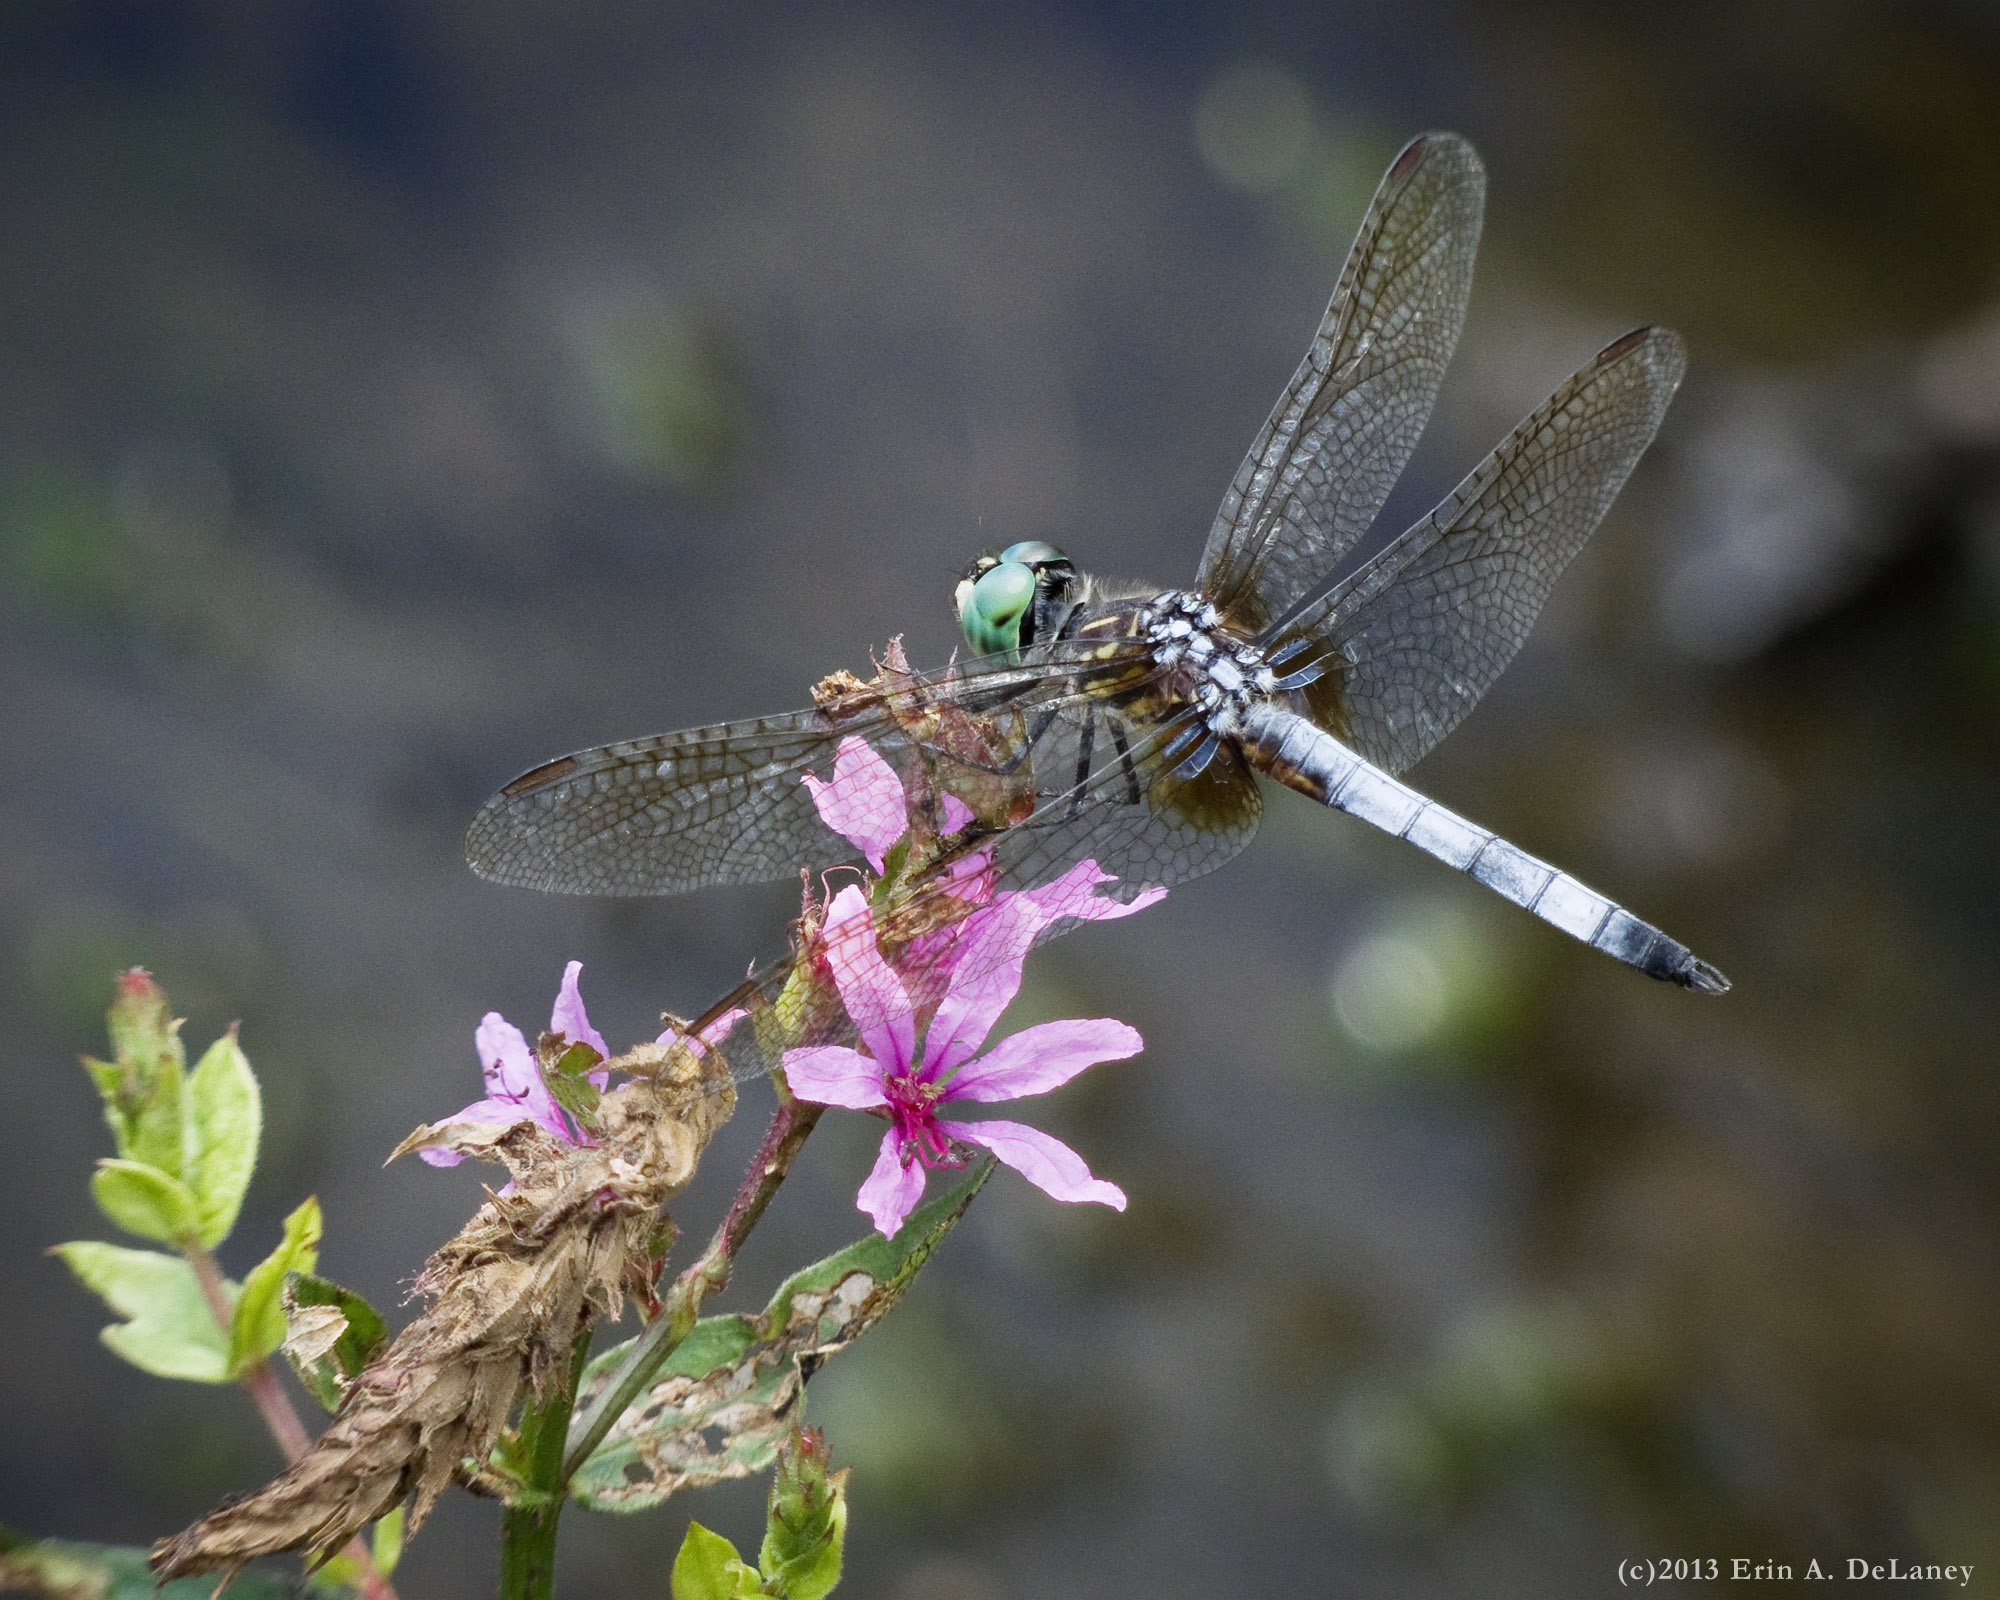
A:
[925, 703, 1065, 782]
[1172, 728, 1221, 781]
[1066, 712, 1097, 818]
[1107, 719, 1144, 806]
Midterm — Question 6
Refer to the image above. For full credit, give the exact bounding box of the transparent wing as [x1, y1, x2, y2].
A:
[973, 703, 1263, 898]
[468, 711, 870, 895]
[464, 643, 1156, 896]
[1196, 131, 1485, 632]
[1276, 326, 1687, 775]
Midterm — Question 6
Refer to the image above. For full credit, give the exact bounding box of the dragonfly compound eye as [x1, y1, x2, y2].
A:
[960, 560, 1038, 657]
[997, 540, 1069, 568]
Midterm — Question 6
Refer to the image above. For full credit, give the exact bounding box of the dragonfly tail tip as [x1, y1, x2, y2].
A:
[1678, 956, 1732, 995]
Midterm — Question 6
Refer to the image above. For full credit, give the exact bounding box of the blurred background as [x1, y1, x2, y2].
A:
[4, 1, 1998, 1595]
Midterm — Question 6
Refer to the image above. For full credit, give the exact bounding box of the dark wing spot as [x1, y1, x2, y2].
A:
[502, 754, 580, 795]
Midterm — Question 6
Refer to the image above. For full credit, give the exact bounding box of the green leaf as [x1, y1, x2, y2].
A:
[104, 969, 184, 1082]
[52, 1241, 233, 1383]
[572, 1162, 991, 1511]
[282, 1271, 390, 1413]
[670, 1522, 767, 1600]
[877, 831, 912, 887]
[307, 1547, 367, 1592]
[228, 1198, 322, 1377]
[88, 1159, 203, 1244]
[0, 1536, 308, 1599]
[183, 1026, 261, 1247]
[539, 1035, 603, 1127]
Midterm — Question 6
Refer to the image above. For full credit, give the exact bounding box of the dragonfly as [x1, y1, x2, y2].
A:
[467, 131, 1729, 1010]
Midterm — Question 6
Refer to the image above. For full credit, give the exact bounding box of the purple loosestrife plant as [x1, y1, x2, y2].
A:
[118, 721, 1159, 1599]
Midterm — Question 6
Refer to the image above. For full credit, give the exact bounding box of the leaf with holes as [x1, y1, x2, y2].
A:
[570, 1162, 990, 1510]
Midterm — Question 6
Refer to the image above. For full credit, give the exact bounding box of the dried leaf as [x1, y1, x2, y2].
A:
[149, 1041, 734, 1582]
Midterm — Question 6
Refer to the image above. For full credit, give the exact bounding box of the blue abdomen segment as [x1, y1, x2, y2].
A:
[1237, 703, 1728, 992]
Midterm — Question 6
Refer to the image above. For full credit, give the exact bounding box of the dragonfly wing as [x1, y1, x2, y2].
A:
[464, 646, 1163, 896]
[1278, 326, 1687, 775]
[466, 710, 865, 895]
[981, 705, 1265, 899]
[1196, 131, 1484, 632]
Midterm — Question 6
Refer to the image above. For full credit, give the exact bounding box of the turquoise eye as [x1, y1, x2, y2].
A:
[998, 540, 1067, 568]
[961, 562, 1037, 656]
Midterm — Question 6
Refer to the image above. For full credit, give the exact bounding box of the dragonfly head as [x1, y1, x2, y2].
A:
[955, 540, 1077, 659]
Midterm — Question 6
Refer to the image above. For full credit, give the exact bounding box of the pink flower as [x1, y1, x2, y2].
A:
[420, 960, 607, 1167]
[785, 885, 1142, 1237]
[801, 735, 973, 872]
[802, 734, 1164, 957]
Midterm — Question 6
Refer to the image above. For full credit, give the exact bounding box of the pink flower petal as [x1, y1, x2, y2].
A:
[784, 1044, 890, 1109]
[943, 1018, 1144, 1103]
[657, 1006, 747, 1057]
[463, 1012, 575, 1140]
[549, 961, 610, 1061]
[820, 885, 916, 1070]
[474, 1013, 541, 1100]
[940, 792, 974, 833]
[941, 1118, 1126, 1210]
[921, 895, 1041, 1078]
[1009, 860, 1166, 930]
[802, 737, 908, 871]
[414, 1087, 564, 1164]
[912, 863, 1160, 1054]
[857, 1128, 928, 1237]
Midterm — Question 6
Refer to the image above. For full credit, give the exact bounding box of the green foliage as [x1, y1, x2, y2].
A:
[662, 1432, 850, 1600]
[538, 1034, 603, 1129]
[670, 1522, 767, 1600]
[227, 1197, 322, 1377]
[372, 1501, 405, 1575]
[56, 973, 287, 1388]
[88, 1158, 204, 1245]
[571, 1163, 990, 1511]
[758, 1429, 846, 1600]
[51, 1241, 234, 1383]
[86, 969, 187, 1175]
[757, 1515, 844, 1600]
[282, 1271, 390, 1413]
[183, 1026, 261, 1246]
[79, 972, 261, 1249]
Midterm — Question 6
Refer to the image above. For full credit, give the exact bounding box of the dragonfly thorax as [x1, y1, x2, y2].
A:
[1139, 589, 1284, 738]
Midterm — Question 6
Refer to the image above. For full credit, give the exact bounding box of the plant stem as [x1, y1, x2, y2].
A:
[497, 1324, 594, 1600]
[183, 1239, 399, 1600]
[560, 1094, 825, 1480]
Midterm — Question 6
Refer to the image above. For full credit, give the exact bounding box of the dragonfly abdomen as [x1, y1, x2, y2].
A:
[1235, 703, 1728, 992]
